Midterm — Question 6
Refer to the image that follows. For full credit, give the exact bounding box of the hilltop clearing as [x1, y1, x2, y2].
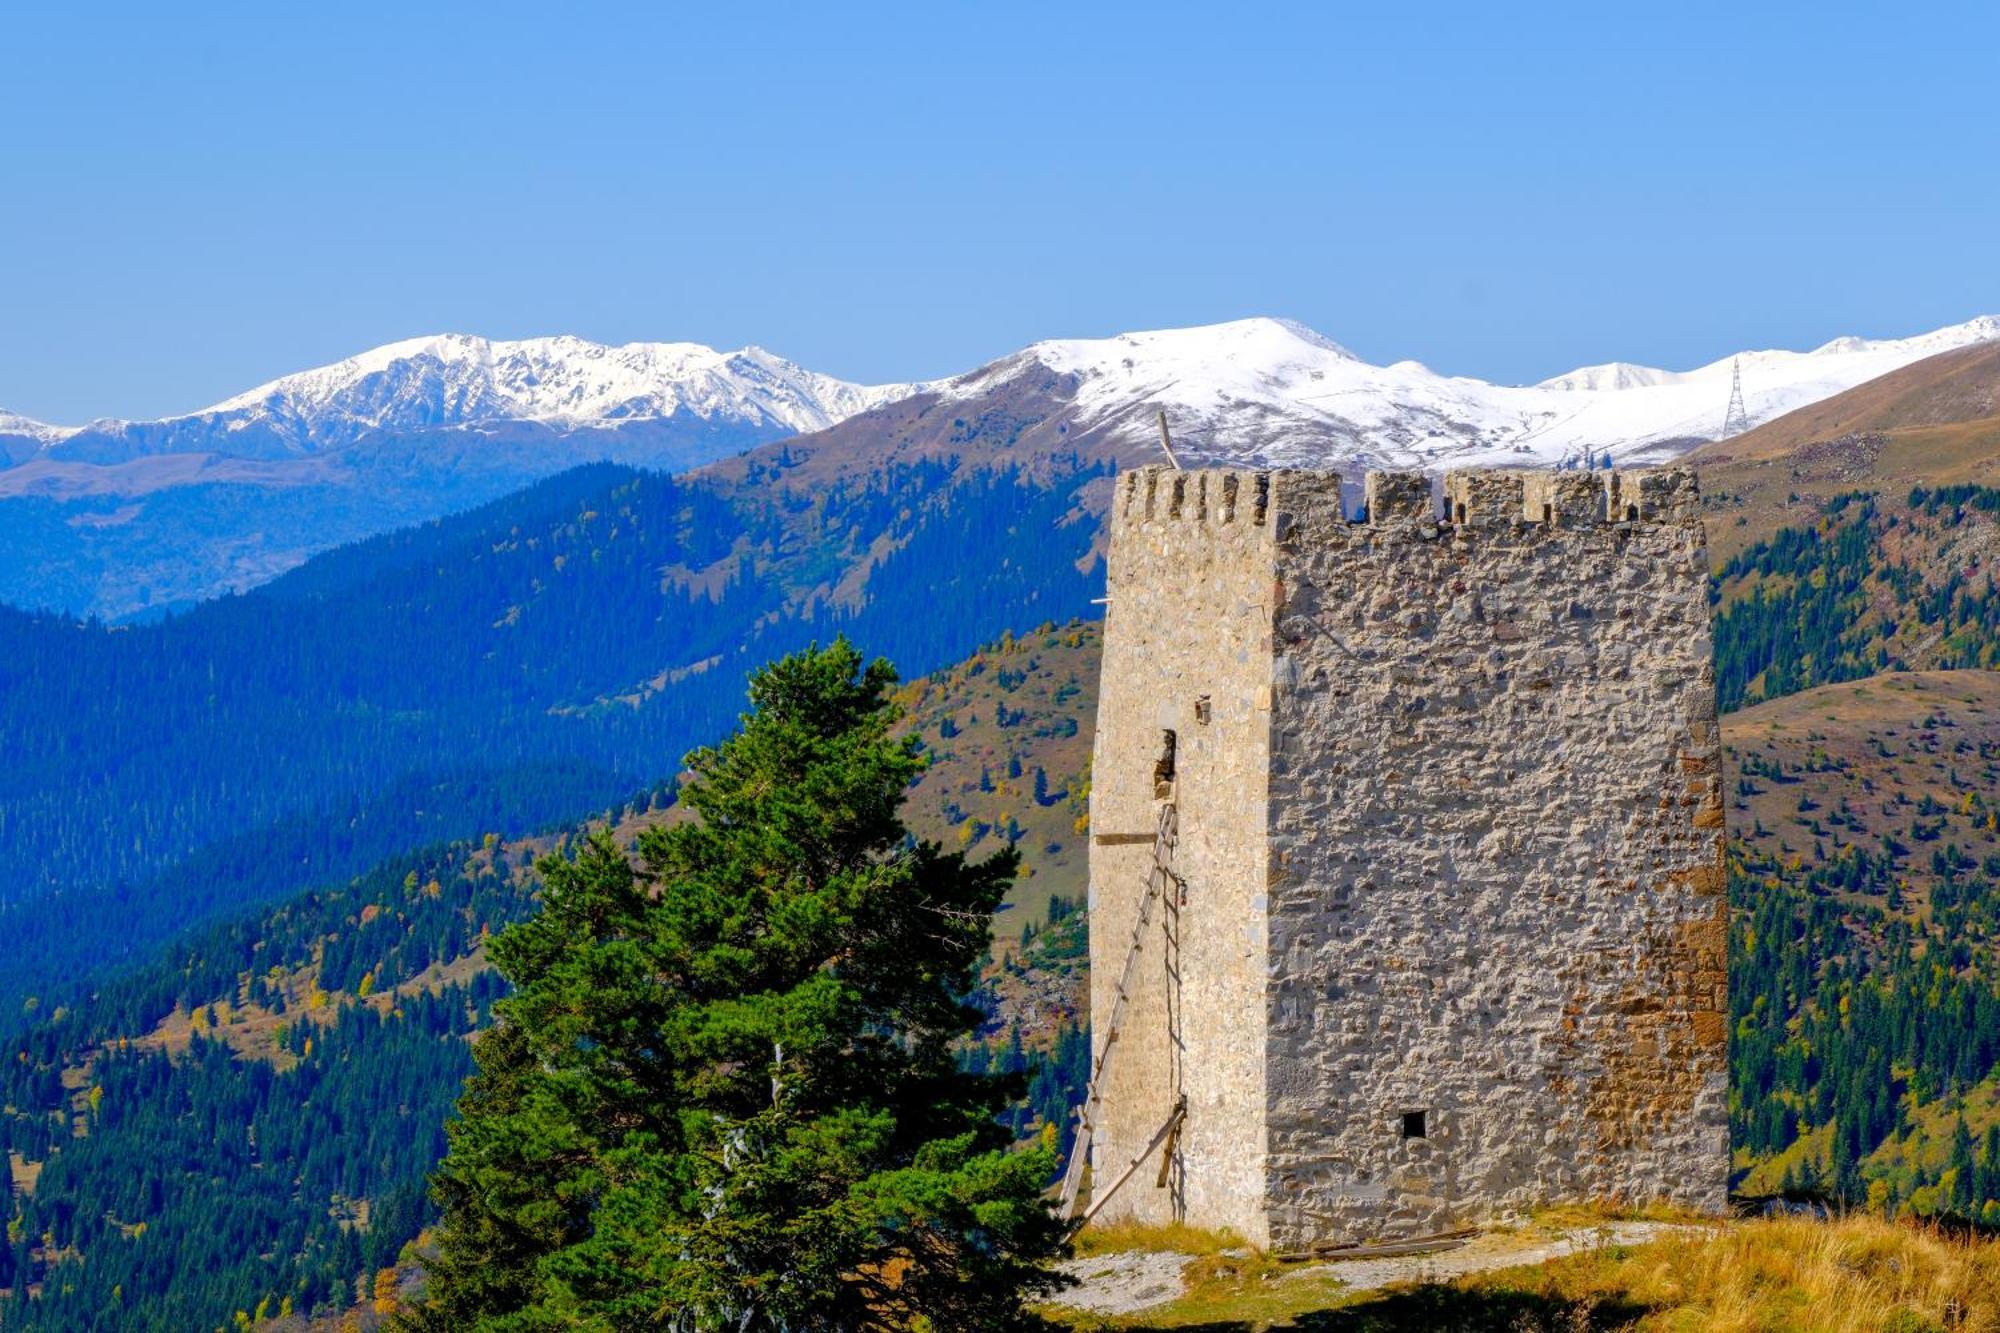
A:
[1724, 670, 2000, 920]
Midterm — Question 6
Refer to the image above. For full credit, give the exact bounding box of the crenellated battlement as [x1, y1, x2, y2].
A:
[1522, 471, 1610, 527]
[1118, 466, 1272, 526]
[1120, 463, 1703, 534]
[1439, 465, 1702, 528]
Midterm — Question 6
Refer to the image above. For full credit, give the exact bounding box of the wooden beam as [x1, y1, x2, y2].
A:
[1156, 411, 1182, 471]
[1076, 1098, 1186, 1229]
[1153, 1109, 1185, 1189]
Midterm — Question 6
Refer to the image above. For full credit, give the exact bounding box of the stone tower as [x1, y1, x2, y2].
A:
[1082, 465, 1727, 1251]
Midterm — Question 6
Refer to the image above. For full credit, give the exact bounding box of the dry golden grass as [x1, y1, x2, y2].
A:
[1519, 1201, 1716, 1232]
[1058, 1214, 2000, 1331]
[9, 1150, 40, 1197]
[1070, 1220, 1253, 1258]
[1467, 1213, 2000, 1332]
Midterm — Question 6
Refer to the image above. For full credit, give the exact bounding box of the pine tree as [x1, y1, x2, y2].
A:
[401, 641, 1066, 1331]
[1951, 1116, 1977, 1212]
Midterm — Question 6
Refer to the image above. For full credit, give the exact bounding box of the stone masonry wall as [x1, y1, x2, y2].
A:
[1089, 468, 1279, 1243]
[1087, 463, 1727, 1252]
[1262, 467, 1727, 1248]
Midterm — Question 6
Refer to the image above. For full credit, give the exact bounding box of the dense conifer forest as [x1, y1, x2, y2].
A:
[0, 837, 533, 1330]
[1730, 845, 2000, 1211]
[0, 457, 1108, 1018]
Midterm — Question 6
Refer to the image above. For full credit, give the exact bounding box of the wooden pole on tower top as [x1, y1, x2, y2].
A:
[1156, 411, 1182, 471]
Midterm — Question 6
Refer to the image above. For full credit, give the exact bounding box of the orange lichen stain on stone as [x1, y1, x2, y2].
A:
[1557, 897, 1727, 1152]
[1663, 863, 1726, 897]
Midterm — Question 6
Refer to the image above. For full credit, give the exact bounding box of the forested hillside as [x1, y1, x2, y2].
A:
[0, 454, 1108, 1015]
[0, 626, 1101, 1332]
[0, 835, 530, 1331]
[1712, 485, 2000, 711]
[24, 573, 2000, 1327]
[1724, 671, 2000, 1211]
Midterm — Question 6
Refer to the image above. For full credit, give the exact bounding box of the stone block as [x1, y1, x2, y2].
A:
[1365, 470, 1432, 524]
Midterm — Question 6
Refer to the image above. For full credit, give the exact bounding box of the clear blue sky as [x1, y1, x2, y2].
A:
[3, 1, 1995, 423]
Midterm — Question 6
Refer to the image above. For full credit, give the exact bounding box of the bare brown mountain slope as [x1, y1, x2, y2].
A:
[696, 366, 1150, 493]
[1700, 342, 2000, 463]
[1724, 669, 2000, 921]
[1697, 342, 2000, 559]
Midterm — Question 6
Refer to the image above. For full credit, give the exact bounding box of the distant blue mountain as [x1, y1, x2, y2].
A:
[0, 446, 1110, 1005]
[0, 333, 915, 619]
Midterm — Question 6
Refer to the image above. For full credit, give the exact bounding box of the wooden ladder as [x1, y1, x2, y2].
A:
[1057, 801, 1182, 1221]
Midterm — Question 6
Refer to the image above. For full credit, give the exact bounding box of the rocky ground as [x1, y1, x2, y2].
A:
[1047, 1220, 1697, 1318]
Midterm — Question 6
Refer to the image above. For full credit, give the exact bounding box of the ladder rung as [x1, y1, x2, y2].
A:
[1060, 801, 1186, 1219]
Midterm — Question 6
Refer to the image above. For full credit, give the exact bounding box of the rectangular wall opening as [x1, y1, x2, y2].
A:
[1154, 729, 1178, 798]
[1401, 1110, 1427, 1140]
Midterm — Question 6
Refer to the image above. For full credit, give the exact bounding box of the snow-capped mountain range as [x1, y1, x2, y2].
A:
[7, 334, 915, 466]
[927, 314, 2000, 470]
[8, 314, 1997, 472]
[2, 313, 1996, 621]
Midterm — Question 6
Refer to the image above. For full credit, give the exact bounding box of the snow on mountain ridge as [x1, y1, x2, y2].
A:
[1538, 316, 2000, 393]
[0, 411, 78, 445]
[182, 333, 917, 451]
[1535, 363, 1679, 392]
[8, 314, 1999, 470]
[930, 313, 2000, 470]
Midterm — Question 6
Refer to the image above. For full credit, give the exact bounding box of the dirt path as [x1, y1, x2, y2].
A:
[1052, 1250, 1200, 1316]
[1050, 1221, 1699, 1317]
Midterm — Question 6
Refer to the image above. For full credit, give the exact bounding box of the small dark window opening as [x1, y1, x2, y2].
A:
[1624, 504, 1639, 521]
[1154, 729, 1178, 796]
[1401, 1110, 1427, 1140]
[1541, 503, 1553, 524]
[1454, 502, 1467, 524]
